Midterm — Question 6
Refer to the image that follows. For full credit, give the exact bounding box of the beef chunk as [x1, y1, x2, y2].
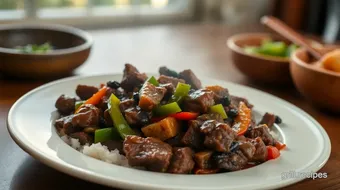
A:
[249, 137, 267, 162]
[160, 83, 175, 99]
[123, 136, 173, 172]
[124, 107, 151, 126]
[197, 113, 224, 123]
[96, 87, 122, 111]
[200, 120, 236, 152]
[245, 124, 276, 146]
[119, 99, 135, 112]
[103, 109, 113, 127]
[165, 133, 185, 147]
[139, 82, 166, 111]
[101, 140, 124, 154]
[205, 85, 229, 103]
[181, 120, 204, 149]
[69, 132, 93, 145]
[237, 140, 256, 160]
[76, 85, 99, 100]
[230, 95, 253, 109]
[120, 63, 148, 92]
[214, 150, 248, 171]
[179, 69, 202, 89]
[157, 75, 185, 87]
[55, 116, 82, 135]
[168, 147, 195, 174]
[194, 151, 213, 169]
[259, 112, 276, 128]
[59, 104, 100, 135]
[55, 94, 76, 115]
[183, 89, 215, 113]
[159, 66, 179, 78]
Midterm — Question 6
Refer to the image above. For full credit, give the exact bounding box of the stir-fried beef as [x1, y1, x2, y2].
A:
[124, 107, 151, 126]
[57, 104, 100, 135]
[237, 140, 256, 159]
[183, 89, 215, 113]
[168, 147, 195, 174]
[200, 120, 236, 152]
[55, 116, 81, 135]
[76, 85, 99, 100]
[245, 124, 276, 146]
[248, 137, 267, 162]
[159, 66, 179, 78]
[139, 82, 167, 111]
[197, 113, 224, 123]
[123, 136, 173, 172]
[214, 150, 248, 171]
[181, 120, 204, 149]
[120, 63, 148, 92]
[230, 95, 253, 109]
[165, 132, 185, 147]
[55, 95, 76, 115]
[194, 151, 213, 169]
[158, 75, 185, 87]
[160, 83, 175, 96]
[205, 85, 229, 103]
[119, 99, 135, 112]
[103, 109, 113, 127]
[179, 69, 202, 89]
[54, 64, 284, 175]
[96, 87, 123, 111]
[259, 112, 276, 128]
[69, 132, 93, 145]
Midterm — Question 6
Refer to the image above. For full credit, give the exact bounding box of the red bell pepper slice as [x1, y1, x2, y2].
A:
[169, 112, 199, 120]
[267, 146, 280, 160]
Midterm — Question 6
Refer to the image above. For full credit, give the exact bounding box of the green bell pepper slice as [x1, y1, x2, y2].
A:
[147, 76, 159, 86]
[153, 102, 182, 116]
[108, 94, 136, 139]
[94, 127, 120, 143]
[170, 82, 191, 103]
[209, 104, 228, 119]
[75, 101, 85, 110]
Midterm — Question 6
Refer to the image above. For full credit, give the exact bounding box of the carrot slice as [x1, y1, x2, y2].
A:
[275, 141, 286, 150]
[75, 86, 108, 113]
[233, 102, 251, 135]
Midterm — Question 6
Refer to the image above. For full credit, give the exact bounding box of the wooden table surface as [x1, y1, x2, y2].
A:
[1, 23, 339, 190]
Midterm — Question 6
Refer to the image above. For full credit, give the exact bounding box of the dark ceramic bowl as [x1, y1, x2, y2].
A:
[0, 24, 93, 79]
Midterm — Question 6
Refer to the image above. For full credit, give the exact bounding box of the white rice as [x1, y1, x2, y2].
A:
[61, 135, 129, 167]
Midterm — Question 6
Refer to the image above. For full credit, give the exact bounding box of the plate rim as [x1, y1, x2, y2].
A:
[7, 73, 332, 190]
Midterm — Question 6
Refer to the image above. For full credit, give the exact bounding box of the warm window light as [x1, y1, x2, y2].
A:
[116, 0, 130, 6]
[151, 0, 168, 8]
[72, 0, 87, 7]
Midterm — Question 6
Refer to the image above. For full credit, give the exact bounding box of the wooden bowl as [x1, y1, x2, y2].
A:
[0, 24, 93, 79]
[227, 33, 291, 84]
[290, 46, 340, 113]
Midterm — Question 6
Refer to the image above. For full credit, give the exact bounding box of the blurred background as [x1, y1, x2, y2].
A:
[0, 0, 339, 43]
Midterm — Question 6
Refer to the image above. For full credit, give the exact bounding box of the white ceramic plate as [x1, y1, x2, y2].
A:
[7, 74, 331, 190]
